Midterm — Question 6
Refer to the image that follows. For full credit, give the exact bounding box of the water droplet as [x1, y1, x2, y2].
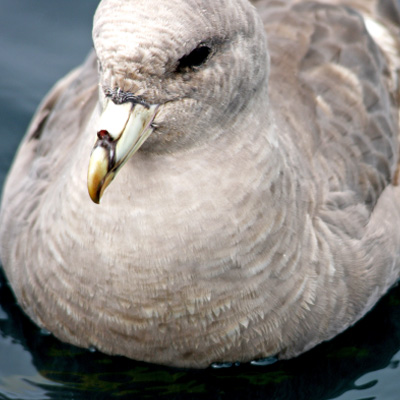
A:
[211, 362, 233, 369]
[250, 356, 278, 366]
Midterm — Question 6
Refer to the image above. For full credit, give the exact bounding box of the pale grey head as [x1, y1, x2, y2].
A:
[92, 0, 269, 152]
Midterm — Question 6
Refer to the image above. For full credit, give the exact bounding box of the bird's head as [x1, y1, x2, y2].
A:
[88, 0, 269, 203]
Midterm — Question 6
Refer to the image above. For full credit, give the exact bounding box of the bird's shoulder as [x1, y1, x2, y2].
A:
[26, 51, 98, 146]
[258, 0, 399, 212]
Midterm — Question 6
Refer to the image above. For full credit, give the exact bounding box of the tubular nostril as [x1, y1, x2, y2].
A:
[97, 129, 112, 140]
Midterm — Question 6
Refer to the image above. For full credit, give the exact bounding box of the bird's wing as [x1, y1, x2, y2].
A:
[260, 1, 399, 215]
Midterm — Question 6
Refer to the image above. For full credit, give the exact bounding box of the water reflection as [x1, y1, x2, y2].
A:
[1, 269, 400, 399]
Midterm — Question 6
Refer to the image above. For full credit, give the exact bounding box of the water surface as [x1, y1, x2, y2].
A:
[1, 1, 400, 399]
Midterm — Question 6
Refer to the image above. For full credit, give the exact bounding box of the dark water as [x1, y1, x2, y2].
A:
[1, 1, 400, 399]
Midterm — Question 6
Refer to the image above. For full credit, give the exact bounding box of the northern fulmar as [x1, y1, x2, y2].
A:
[0, 0, 400, 368]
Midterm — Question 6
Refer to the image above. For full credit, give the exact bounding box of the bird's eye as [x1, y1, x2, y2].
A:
[176, 45, 212, 72]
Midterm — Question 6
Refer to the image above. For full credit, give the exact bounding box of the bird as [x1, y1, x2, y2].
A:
[0, 0, 399, 368]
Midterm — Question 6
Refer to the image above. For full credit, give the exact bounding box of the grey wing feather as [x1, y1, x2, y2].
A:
[261, 1, 399, 214]
[1, 52, 98, 217]
[26, 52, 98, 143]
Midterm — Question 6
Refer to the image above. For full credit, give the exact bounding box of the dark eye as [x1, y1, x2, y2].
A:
[176, 45, 212, 72]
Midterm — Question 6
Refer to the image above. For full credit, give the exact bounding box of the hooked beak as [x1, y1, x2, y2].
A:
[87, 99, 158, 204]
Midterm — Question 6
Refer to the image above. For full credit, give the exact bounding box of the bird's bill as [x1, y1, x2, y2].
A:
[87, 100, 158, 204]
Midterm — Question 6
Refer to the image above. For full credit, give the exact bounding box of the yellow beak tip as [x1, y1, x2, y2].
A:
[87, 181, 102, 204]
[89, 192, 101, 204]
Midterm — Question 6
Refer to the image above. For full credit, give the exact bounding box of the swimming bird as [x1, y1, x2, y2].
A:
[0, 0, 399, 368]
